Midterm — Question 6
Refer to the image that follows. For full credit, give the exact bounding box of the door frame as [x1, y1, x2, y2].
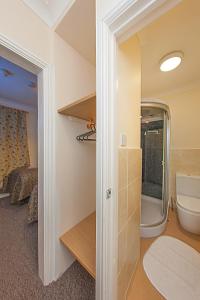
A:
[96, 0, 180, 299]
[0, 33, 55, 285]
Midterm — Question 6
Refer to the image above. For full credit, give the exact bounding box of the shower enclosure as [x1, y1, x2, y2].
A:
[140, 103, 170, 238]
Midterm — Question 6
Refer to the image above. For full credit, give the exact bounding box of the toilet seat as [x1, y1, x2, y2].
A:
[177, 195, 200, 214]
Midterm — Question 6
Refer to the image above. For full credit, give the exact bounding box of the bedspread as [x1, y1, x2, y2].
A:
[28, 184, 38, 223]
[3, 167, 38, 204]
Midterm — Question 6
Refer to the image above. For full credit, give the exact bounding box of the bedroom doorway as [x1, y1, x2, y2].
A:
[0, 54, 39, 288]
[0, 38, 55, 285]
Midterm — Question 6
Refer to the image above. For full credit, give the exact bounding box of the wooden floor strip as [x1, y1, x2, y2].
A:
[60, 212, 96, 278]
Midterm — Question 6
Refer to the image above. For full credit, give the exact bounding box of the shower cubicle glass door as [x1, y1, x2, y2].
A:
[162, 110, 169, 217]
[141, 120, 164, 201]
[141, 104, 170, 227]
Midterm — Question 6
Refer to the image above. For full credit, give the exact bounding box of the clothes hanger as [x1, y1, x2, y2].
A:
[76, 120, 96, 142]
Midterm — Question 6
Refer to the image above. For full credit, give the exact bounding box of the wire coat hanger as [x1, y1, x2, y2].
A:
[76, 120, 96, 142]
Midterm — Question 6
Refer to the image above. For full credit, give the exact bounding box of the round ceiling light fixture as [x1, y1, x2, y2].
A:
[160, 51, 183, 72]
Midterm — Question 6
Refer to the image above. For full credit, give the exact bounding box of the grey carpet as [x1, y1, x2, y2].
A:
[0, 197, 95, 300]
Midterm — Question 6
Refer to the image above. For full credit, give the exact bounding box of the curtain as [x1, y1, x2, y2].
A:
[0, 105, 30, 183]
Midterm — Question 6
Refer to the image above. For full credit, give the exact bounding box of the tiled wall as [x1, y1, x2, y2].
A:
[118, 148, 142, 300]
[170, 149, 200, 200]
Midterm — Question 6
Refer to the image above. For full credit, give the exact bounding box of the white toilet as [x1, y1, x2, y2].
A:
[176, 173, 200, 235]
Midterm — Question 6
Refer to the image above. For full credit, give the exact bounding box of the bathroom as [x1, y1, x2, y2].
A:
[125, 0, 200, 299]
[138, 0, 200, 236]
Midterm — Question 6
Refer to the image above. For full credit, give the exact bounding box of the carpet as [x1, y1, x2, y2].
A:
[143, 236, 200, 300]
[0, 193, 10, 199]
[0, 196, 95, 300]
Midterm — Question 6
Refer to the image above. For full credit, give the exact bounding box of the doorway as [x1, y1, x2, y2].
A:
[0, 36, 55, 285]
[97, 0, 180, 298]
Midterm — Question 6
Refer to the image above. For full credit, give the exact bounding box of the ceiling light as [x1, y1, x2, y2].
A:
[160, 51, 183, 72]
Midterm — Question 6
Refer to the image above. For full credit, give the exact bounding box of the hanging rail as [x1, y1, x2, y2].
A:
[76, 120, 96, 142]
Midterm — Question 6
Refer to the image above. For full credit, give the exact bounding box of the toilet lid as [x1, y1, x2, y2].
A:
[177, 195, 200, 213]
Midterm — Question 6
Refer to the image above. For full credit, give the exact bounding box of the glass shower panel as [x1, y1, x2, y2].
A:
[141, 104, 170, 233]
[162, 111, 169, 216]
[141, 120, 164, 200]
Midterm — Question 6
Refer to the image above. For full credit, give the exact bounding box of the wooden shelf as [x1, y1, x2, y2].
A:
[60, 212, 96, 278]
[58, 93, 96, 122]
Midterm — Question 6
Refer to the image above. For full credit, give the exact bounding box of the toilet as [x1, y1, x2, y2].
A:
[176, 173, 200, 234]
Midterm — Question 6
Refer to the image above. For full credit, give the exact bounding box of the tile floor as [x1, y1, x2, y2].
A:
[127, 209, 200, 300]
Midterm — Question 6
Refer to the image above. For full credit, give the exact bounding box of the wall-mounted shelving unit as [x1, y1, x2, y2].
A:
[60, 212, 96, 278]
[58, 92, 96, 277]
[58, 93, 96, 121]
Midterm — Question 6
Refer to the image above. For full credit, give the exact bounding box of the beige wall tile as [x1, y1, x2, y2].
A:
[128, 149, 142, 184]
[118, 148, 142, 299]
[118, 226, 127, 274]
[170, 149, 200, 199]
[127, 209, 140, 252]
[126, 210, 140, 280]
[119, 148, 128, 190]
[117, 209, 140, 300]
[128, 178, 141, 218]
[118, 265, 129, 300]
[171, 149, 200, 171]
[118, 188, 128, 231]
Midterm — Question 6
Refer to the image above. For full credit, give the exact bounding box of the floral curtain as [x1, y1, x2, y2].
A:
[0, 105, 30, 183]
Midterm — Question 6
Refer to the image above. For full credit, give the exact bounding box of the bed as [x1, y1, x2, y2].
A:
[3, 167, 38, 204]
[27, 184, 38, 223]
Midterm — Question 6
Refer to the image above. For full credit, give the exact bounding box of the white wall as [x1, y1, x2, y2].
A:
[54, 33, 96, 278]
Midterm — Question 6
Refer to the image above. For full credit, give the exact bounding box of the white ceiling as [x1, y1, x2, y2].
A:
[22, 0, 200, 96]
[138, 0, 200, 98]
[0, 56, 37, 109]
[23, 0, 96, 65]
[22, 0, 74, 27]
[56, 0, 96, 65]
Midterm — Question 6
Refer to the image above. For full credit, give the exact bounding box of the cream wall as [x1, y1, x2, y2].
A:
[159, 82, 200, 149]
[117, 35, 141, 300]
[153, 81, 200, 199]
[118, 36, 141, 148]
[54, 33, 96, 277]
[0, 0, 51, 63]
[27, 111, 38, 168]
